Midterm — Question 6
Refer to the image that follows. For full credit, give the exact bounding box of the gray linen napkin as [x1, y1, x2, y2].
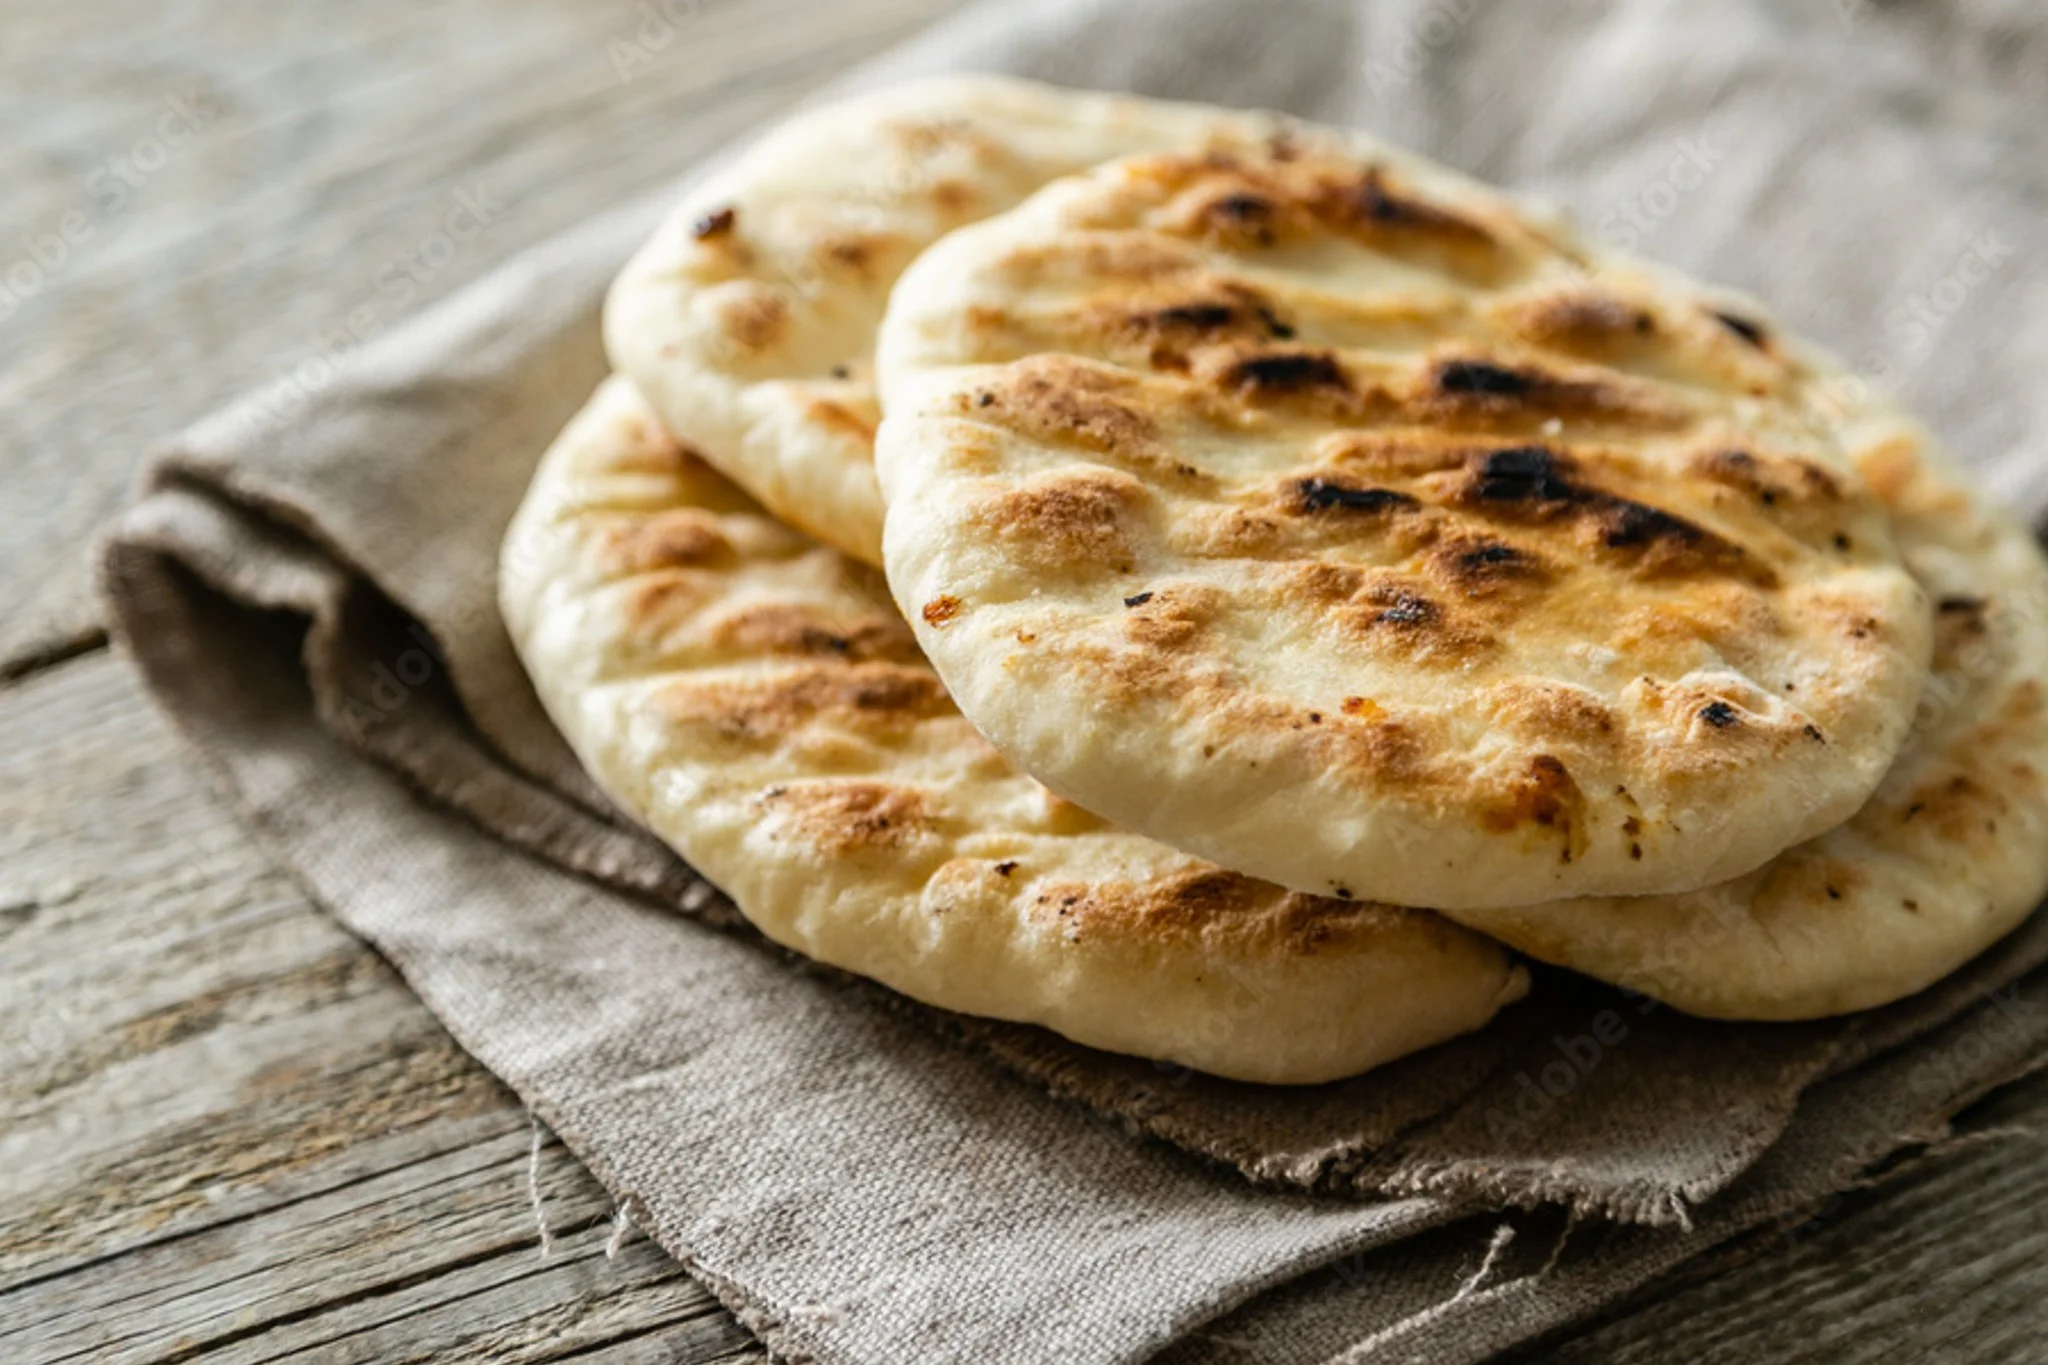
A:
[98, 0, 2048, 1359]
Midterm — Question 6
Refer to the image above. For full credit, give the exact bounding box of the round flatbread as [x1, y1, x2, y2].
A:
[874, 141, 1934, 911]
[1452, 393, 2048, 1018]
[605, 75, 1281, 566]
[499, 377, 1528, 1084]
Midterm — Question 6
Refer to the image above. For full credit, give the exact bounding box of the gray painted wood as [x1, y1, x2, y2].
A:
[0, 653, 760, 1363]
[0, 0, 958, 674]
[3, 2, 2044, 1359]
[7, 654, 2046, 1362]
[1538, 1072, 2048, 1364]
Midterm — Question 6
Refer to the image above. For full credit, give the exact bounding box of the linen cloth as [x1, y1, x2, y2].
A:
[101, 0, 2048, 1358]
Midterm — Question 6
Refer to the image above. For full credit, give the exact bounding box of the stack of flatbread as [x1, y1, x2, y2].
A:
[500, 76, 2048, 1085]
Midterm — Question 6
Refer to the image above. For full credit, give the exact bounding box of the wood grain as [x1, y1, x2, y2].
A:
[0, 0, 962, 675]
[1538, 1072, 2048, 1364]
[4, 651, 2046, 1362]
[5, 0, 2047, 1358]
[0, 652, 760, 1364]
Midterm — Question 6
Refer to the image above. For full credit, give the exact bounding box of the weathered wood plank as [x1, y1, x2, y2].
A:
[0, 0, 963, 674]
[8, 1129, 751, 1365]
[5, 649, 2048, 1362]
[1538, 1070, 2048, 1364]
[0, 652, 747, 1363]
[0, 649, 507, 1284]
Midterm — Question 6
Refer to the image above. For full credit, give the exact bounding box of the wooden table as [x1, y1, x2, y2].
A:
[5, 3, 2045, 1360]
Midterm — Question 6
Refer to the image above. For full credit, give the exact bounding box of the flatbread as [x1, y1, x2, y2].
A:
[604, 75, 1280, 566]
[1452, 393, 2048, 1018]
[499, 377, 1528, 1084]
[874, 141, 1934, 911]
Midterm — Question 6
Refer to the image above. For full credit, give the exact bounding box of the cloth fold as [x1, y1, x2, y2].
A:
[99, 0, 2048, 1359]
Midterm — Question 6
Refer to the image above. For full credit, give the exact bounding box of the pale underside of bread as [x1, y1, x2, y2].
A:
[605, 74, 1282, 567]
[1455, 389, 2048, 1019]
[498, 377, 1528, 1084]
[875, 141, 1935, 912]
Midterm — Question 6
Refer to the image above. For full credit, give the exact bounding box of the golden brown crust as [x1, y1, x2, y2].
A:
[877, 141, 1934, 909]
[714, 285, 790, 353]
[704, 602, 921, 664]
[500, 377, 1529, 1081]
[968, 467, 1149, 577]
[759, 780, 934, 855]
[1426, 403, 2048, 1018]
[666, 662, 953, 744]
[606, 77, 1301, 567]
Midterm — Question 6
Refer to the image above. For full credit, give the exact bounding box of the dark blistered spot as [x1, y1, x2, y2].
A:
[1438, 359, 1536, 397]
[693, 206, 737, 239]
[922, 595, 964, 628]
[1483, 753, 1582, 835]
[1904, 899, 1919, 912]
[1357, 171, 1411, 223]
[1123, 591, 1154, 608]
[1472, 445, 1575, 502]
[1255, 304, 1296, 339]
[1459, 542, 1523, 569]
[1714, 311, 1768, 347]
[1699, 700, 1741, 729]
[1148, 301, 1238, 330]
[974, 391, 995, 407]
[1354, 168, 1494, 246]
[1434, 537, 1544, 597]
[1940, 595, 1988, 619]
[1834, 533, 1852, 551]
[995, 860, 1018, 877]
[1629, 842, 1643, 860]
[1213, 192, 1273, 223]
[1333, 884, 1354, 900]
[1368, 588, 1440, 628]
[1517, 293, 1657, 344]
[1804, 723, 1826, 743]
[1297, 477, 1420, 514]
[1825, 883, 1842, 900]
[1600, 499, 1704, 551]
[829, 363, 851, 379]
[1226, 351, 1347, 394]
[1697, 448, 1842, 509]
[1464, 447, 1755, 577]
